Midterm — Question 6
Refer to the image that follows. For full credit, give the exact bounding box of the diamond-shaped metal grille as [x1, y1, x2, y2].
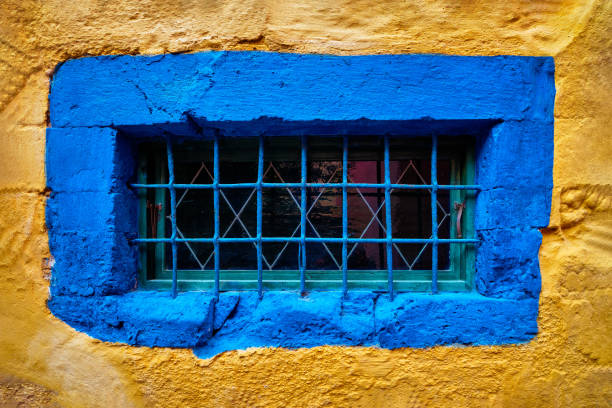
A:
[133, 135, 479, 298]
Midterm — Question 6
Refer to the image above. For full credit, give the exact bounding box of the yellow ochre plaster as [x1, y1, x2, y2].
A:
[0, 1, 611, 406]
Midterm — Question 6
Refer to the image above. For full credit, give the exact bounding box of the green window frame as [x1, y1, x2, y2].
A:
[136, 135, 475, 293]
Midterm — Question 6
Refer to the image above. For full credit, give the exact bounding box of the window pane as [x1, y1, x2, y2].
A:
[307, 187, 342, 239]
[220, 188, 256, 238]
[264, 136, 300, 183]
[348, 137, 384, 183]
[306, 242, 341, 271]
[263, 242, 298, 270]
[220, 243, 256, 270]
[391, 191, 432, 238]
[175, 188, 213, 238]
[262, 188, 300, 237]
[139, 135, 473, 290]
[176, 242, 214, 271]
[393, 244, 427, 271]
[219, 137, 257, 183]
[347, 187, 385, 270]
[308, 137, 342, 183]
[347, 242, 385, 270]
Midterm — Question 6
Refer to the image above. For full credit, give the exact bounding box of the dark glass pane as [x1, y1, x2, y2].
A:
[166, 240, 216, 271]
[308, 137, 342, 183]
[220, 243, 256, 270]
[437, 191, 451, 239]
[347, 242, 384, 270]
[173, 155, 213, 185]
[174, 188, 214, 238]
[219, 137, 258, 183]
[348, 137, 384, 183]
[347, 187, 385, 269]
[390, 242, 450, 271]
[307, 188, 342, 238]
[143, 188, 167, 239]
[306, 242, 341, 271]
[263, 242, 298, 270]
[391, 191, 431, 238]
[220, 188, 256, 238]
[264, 136, 300, 183]
[437, 159, 451, 184]
[262, 188, 300, 237]
[143, 135, 467, 284]
[348, 160, 380, 184]
[393, 159, 430, 185]
[176, 242, 214, 270]
[394, 243, 431, 271]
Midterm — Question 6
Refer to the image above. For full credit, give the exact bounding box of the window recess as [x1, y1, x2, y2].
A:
[133, 135, 478, 298]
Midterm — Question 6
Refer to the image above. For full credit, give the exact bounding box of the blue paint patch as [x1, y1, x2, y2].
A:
[46, 127, 137, 296]
[46, 52, 555, 356]
[50, 53, 552, 127]
[48, 291, 229, 347]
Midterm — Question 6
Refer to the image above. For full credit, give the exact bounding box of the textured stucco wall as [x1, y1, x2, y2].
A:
[0, 1, 611, 407]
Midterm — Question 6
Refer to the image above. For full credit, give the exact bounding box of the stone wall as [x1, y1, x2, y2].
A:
[0, 1, 610, 406]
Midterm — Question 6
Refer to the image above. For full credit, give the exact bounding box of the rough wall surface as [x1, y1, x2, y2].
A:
[0, 1, 611, 407]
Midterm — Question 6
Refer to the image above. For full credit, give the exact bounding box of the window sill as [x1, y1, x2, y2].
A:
[48, 290, 538, 358]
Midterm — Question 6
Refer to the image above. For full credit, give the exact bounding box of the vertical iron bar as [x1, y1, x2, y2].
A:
[377, 160, 384, 268]
[213, 132, 220, 298]
[431, 134, 439, 294]
[257, 135, 264, 298]
[300, 135, 307, 295]
[165, 136, 178, 298]
[342, 135, 348, 297]
[384, 135, 393, 299]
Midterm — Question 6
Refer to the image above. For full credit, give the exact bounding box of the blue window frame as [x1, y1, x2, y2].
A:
[46, 52, 554, 356]
[135, 135, 476, 296]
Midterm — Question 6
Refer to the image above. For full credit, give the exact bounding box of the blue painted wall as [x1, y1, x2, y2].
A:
[46, 52, 554, 357]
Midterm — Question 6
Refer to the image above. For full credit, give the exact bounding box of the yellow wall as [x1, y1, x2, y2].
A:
[1, 1, 611, 406]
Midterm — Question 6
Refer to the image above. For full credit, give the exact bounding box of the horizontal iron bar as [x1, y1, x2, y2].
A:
[131, 182, 482, 190]
[135, 237, 478, 244]
[160, 269, 455, 274]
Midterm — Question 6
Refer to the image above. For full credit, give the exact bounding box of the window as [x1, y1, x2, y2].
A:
[47, 52, 554, 352]
[135, 135, 476, 296]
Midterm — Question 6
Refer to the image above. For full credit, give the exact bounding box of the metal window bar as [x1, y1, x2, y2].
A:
[384, 135, 393, 298]
[300, 135, 307, 295]
[165, 135, 178, 298]
[257, 135, 264, 298]
[431, 134, 439, 294]
[134, 135, 480, 297]
[342, 135, 348, 297]
[213, 132, 220, 298]
[132, 183, 480, 190]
